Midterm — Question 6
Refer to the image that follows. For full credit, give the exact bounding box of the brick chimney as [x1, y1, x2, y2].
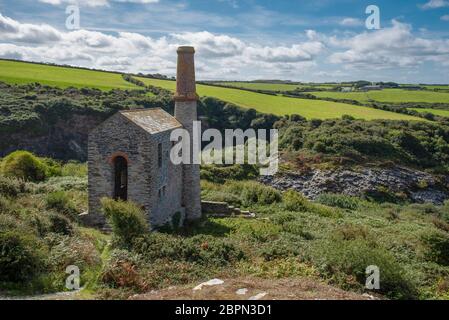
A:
[174, 46, 201, 221]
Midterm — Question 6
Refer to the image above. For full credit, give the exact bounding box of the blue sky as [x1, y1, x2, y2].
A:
[0, 0, 448, 83]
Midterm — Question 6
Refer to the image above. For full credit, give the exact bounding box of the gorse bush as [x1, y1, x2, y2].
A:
[0, 175, 26, 197]
[132, 233, 245, 267]
[101, 198, 149, 248]
[45, 191, 78, 219]
[282, 190, 337, 217]
[48, 213, 74, 235]
[0, 231, 46, 282]
[101, 249, 146, 291]
[422, 231, 449, 266]
[0, 151, 48, 182]
[311, 239, 417, 299]
[316, 193, 363, 211]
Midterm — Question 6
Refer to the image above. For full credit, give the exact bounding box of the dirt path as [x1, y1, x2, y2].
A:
[129, 277, 380, 300]
[0, 289, 83, 300]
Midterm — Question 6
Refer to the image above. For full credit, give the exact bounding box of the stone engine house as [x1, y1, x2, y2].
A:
[88, 46, 201, 228]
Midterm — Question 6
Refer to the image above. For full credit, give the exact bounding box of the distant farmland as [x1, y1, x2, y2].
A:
[310, 89, 449, 104]
[211, 81, 335, 91]
[0, 60, 139, 91]
[137, 77, 422, 121]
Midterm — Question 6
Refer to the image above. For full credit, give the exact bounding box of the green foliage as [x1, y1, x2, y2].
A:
[200, 164, 258, 184]
[312, 239, 417, 299]
[316, 193, 363, 210]
[0, 175, 26, 197]
[45, 191, 78, 219]
[282, 190, 337, 217]
[101, 198, 149, 248]
[278, 119, 449, 171]
[48, 213, 74, 235]
[132, 233, 245, 267]
[0, 151, 48, 182]
[422, 232, 449, 266]
[0, 231, 46, 282]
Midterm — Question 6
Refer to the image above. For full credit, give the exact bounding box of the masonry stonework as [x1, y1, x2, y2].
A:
[87, 46, 201, 229]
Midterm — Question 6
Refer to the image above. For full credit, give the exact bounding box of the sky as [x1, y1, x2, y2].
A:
[0, 0, 448, 83]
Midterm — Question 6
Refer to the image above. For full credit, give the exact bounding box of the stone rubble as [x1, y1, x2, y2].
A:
[259, 166, 449, 205]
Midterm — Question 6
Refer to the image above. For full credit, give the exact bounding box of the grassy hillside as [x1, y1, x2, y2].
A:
[212, 82, 335, 91]
[310, 89, 449, 104]
[137, 78, 422, 121]
[409, 108, 449, 117]
[0, 60, 139, 91]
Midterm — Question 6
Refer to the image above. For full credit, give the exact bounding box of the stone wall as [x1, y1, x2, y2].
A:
[88, 113, 185, 228]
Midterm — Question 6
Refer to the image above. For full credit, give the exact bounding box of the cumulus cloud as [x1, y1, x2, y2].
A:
[339, 18, 363, 27]
[420, 0, 449, 9]
[328, 20, 449, 69]
[0, 13, 324, 79]
[441, 15, 449, 21]
[38, 0, 159, 7]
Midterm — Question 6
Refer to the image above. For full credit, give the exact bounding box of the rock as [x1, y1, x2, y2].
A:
[193, 279, 224, 291]
[259, 166, 449, 205]
[236, 288, 248, 295]
[249, 292, 267, 300]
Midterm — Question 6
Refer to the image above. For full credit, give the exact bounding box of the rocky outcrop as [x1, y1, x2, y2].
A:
[259, 166, 449, 205]
[0, 114, 104, 161]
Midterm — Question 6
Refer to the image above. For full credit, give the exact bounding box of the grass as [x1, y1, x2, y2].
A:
[136, 77, 422, 121]
[0, 60, 139, 91]
[310, 89, 449, 104]
[409, 108, 449, 117]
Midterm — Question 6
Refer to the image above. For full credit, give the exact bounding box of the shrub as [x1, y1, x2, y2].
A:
[0, 231, 45, 282]
[0, 175, 26, 197]
[45, 191, 78, 219]
[316, 193, 362, 211]
[61, 161, 87, 177]
[48, 213, 74, 235]
[132, 233, 245, 266]
[0, 151, 47, 182]
[422, 231, 449, 266]
[101, 249, 146, 290]
[282, 190, 337, 217]
[101, 198, 149, 248]
[258, 235, 302, 261]
[235, 181, 281, 206]
[312, 239, 417, 299]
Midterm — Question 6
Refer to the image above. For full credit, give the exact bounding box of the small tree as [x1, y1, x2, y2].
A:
[101, 198, 149, 248]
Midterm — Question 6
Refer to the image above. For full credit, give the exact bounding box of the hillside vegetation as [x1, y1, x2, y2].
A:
[1, 151, 449, 300]
[136, 77, 422, 121]
[0, 60, 139, 91]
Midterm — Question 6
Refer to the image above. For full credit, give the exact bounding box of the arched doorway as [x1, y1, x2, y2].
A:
[113, 156, 128, 201]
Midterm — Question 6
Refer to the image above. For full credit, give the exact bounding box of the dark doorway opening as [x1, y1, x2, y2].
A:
[114, 156, 128, 201]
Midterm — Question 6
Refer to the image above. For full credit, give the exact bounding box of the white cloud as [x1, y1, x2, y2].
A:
[328, 20, 449, 69]
[38, 0, 158, 7]
[441, 15, 449, 21]
[0, 13, 324, 80]
[421, 0, 449, 9]
[339, 18, 363, 27]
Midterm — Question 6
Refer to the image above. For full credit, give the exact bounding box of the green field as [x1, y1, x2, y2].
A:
[137, 77, 422, 120]
[310, 89, 449, 104]
[0, 60, 139, 90]
[409, 108, 449, 117]
[212, 81, 335, 91]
